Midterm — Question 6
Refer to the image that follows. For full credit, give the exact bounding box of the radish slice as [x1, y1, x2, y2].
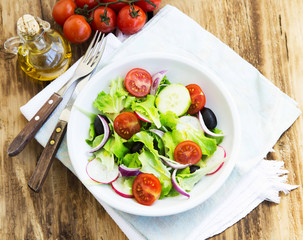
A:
[86, 158, 119, 184]
[119, 164, 141, 177]
[149, 129, 165, 138]
[206, 145, 226, 175]
[171, 169, 190, 198]
[89, 115, 110, 153]
[111, 177, 134, 198]
[134, 111, 152, 123]
[198, 111, 224, 137]
[206, 162, 224, 175]
[150, 70, 168, 95]
[160, 155, 191, 169]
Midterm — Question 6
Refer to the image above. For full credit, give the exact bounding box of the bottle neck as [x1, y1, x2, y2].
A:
[21, 30, 51, 52]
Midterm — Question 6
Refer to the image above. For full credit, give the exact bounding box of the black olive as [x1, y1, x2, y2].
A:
[201, 107, 217, 129]
[94, 115, 109, 136]
[130, 142, 144, 153]
[189, 165, 200, 173]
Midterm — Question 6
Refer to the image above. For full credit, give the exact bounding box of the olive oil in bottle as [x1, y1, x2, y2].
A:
[5, 14, 71, 81]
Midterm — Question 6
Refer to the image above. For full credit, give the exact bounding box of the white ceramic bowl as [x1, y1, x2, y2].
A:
[67, 52, 240, 216]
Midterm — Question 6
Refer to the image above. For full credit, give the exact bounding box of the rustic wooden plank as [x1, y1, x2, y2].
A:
[0, 0, 302, 240]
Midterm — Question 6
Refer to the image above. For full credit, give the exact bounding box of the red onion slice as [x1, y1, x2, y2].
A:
[89, 114, 110, 153]
[160, 155, 191, 169]
[198, 111, 224, 137]
[150, 70, 168, 95]
[86, 158, 119, 184]
[119, 164, 141, 177]
[134, 111, 152, 123]
[149, 129, 165, 138]
[171, 169, 190, 198]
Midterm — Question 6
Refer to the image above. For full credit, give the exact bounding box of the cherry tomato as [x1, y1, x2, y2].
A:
[124, 68, 152, 97]
[186, 84, 206, 115]
[132, 173, 161, 206]
[90, 7, 116, 33]
[101, 0, 130, 13]
[75, 0, 98, 9]
[136, 0, 161, 12]
[117, 5, 147, 35]
[174, 141, 202, 165]
[63, 15, 92, 43]
[52, 0, 76, 26]
[113, 112, 141, 140]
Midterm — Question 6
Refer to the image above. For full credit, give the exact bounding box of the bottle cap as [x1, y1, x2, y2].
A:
[17, 14, 40, 37]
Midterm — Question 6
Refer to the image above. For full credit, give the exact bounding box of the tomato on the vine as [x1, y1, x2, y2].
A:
[132, 173, 161, 206]
[90, 7, 116, 33]
[63, 15, 92, 43]
[52, 0, 76, 26]
[174, 141, 202, 165]
[75, 0, 98, 9]
[124, 68, 152, 97]
[113, 112, 141, 140]
[136, 0, 161, 12]
[186, 84, 206, 115]
[101, 0, 130, 13]
[117, 5, 147, 35]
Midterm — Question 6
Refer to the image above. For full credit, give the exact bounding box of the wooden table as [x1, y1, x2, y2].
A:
[1, 0, 302, 239]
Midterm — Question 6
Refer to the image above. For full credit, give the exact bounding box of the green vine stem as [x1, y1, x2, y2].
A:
[75, 0, 156, 24]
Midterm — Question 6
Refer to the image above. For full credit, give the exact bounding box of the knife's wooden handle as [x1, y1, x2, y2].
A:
[7, 93, 62, 156]
[28, 120, 67, 192]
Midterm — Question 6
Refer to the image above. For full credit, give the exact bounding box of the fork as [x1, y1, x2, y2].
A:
[7, 31, 105, 157]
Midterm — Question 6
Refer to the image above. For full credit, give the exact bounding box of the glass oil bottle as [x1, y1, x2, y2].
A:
[4, 14, 72, 81]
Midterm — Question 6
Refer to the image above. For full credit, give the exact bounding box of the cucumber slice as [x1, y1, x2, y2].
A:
[155, 84, 191, 116]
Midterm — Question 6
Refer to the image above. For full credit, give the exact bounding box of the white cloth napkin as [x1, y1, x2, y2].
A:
[20, 5, 301, 240]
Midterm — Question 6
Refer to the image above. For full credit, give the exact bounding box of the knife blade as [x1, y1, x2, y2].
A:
[27, 73, 93, 192]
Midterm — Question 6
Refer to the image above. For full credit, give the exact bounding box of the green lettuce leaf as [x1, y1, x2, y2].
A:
[138, 150, 172, 198]
[103, 132, 129, 160]
[132, 95, 161, 128]
[156, 75, 171, 96]
[93, 77, 128, 116]
[162, 130, 185, 159]
[207, 128, 224, 145]
[160, 111, 179, 131]
[176, 120, 217, 156]
[122, 153, 142, 168]
[176, 155, 224, 192]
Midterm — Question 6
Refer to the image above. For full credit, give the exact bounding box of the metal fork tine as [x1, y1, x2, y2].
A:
[85, 32, 103, 63]
[88, 33, 106, 66]
[82, 31, 100, 62]
[90, 35, 106, 67]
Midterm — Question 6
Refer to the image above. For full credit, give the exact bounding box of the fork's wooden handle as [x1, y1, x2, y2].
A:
[7, 93, 62, 157]
[28, 119, 67, 192]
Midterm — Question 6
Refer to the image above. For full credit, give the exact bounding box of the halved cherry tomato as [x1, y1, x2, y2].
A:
[90, 6, 116, 33]
[186, 84, 206, 115]
[132, 173, 161, 206]
[52, 0, 76, 26]
[101, 0, 130, 12]
[174, 140, 202, 165]
[117, 5, 147, 35]
[113, 112, 141, 139]
[63, 15, 92, 43]
[136, 0, 161, 12]
[75, 0, 98, 9]
[124, 68, 152, 97]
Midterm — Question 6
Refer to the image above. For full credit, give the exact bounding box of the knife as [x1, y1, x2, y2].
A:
[27, 73, 93, 192]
